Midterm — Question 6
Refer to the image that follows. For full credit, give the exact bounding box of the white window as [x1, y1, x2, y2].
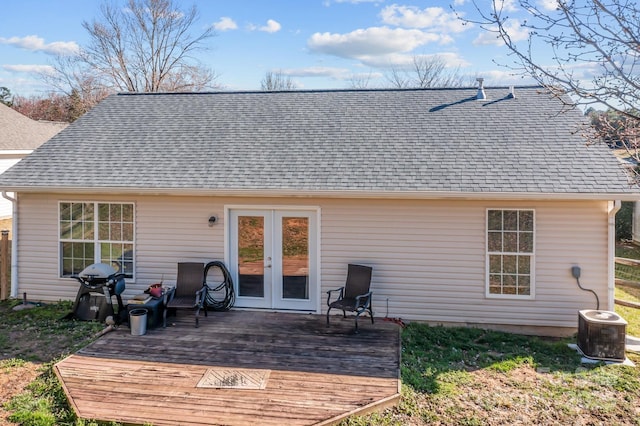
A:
[486, 209, 534, 298]
[59, 202, 134, 278]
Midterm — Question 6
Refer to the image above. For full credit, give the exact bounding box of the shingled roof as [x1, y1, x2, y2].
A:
[0, 86, 636, 199]
[0, 103, 67, 151]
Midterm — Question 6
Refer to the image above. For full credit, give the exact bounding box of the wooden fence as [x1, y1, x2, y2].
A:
[0, 230, 10, 300]
[615, 257, 640, 309]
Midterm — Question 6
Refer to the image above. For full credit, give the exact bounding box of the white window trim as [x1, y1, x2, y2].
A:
[58, 201, 136, 280]
[485, 208, 535, 300]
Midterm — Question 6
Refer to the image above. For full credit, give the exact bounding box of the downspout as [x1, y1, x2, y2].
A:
[608, 200, 621, 311]
[2, 191, 17, 298]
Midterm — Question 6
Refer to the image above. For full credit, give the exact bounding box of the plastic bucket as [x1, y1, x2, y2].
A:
[129, 308, 147, 336]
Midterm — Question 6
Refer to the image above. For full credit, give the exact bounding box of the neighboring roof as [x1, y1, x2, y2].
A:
[0, 87, 637, 200]
[0, 103, 68, 151]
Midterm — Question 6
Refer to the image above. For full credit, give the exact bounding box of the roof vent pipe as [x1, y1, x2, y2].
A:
[508, 85, 516, 99]
[476, 78, 486, 100]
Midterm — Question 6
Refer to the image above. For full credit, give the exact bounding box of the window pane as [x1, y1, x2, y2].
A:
[519, 232, 533, 253]
[72, 222, 84, 239]
[488, 232, 502, 252]
[71, 203, 84, 221]
[62, 258, 73, 277]
[282, 217, 309, 300]
[238, 216, 265, 298]
[503, 210, 518, 230]
[489, 274, 502, 294]
[122, 223, 134, 241]
[110, 223, 122, 241]
[518, 256, 531, 275]
[98, 203, 110, 221]
[62, 242, 72, 258]
[60, 221, 71, 239]
[110, 204, 121, 221]
[503, 255, 517, 274]
[122, 204, 134, 222]
[60, 203, 71, 221]
[503, 232, 518, 252]
[84, 220, 94, 239]
[487, 210, 502, 231]
[99, 222, 109, 240]
[503, 274, 517, 294]
[489, 255, 502, 274]
[519, 210, 533, 232]
[518, 276, 531, 295]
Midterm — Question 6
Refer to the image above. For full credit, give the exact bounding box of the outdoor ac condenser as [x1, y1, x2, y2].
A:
[577, 310, 627, 361]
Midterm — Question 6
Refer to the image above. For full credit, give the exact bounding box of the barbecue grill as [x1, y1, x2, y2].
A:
[69, 263, 126, 323]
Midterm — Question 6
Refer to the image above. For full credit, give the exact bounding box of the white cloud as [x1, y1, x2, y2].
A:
[2, 64, 55, 74]
[249, 19, 281, 33]
[271, 66, 384, 83]
[324, 0, 382, 5]
[308, 26, 448, 61]
[537, 0, 558, 11]
[500, 0, 519, 12]
[281, 66, 352, 79]
[473, 19, 529, 46]
[354, 51, 471, 68]
[480, 69, 537, 85]
[0, 35, 79, 56]
[380, 5, 468, 33]
[213, 17, 238, 31]
[453, 0, 467, 5]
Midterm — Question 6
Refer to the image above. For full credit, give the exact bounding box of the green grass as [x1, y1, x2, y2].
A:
[344, 324, 640, 425]
[3, 297, 639, 426]
[0, 299, 107, 425]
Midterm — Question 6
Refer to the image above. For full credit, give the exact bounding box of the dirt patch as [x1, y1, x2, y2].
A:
[0, 362, 39, 425]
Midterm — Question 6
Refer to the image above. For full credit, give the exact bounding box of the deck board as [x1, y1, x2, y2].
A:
[55, 310, 401, 425]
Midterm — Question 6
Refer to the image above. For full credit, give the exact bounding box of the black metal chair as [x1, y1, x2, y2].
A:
[164, 262, 208, 328]
[326, 264, 373, 332]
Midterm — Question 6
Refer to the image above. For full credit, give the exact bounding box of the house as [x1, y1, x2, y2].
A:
[0, 103, 67, 223]
[0, 86, 637, 335]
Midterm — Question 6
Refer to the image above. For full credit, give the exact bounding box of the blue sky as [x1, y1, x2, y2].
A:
[0, 0, 549, 96]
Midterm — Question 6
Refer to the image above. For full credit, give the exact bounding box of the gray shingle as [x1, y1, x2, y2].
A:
[0, 87, 636, 196]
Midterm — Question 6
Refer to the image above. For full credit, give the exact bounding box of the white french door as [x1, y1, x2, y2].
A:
[229, 209, 318, 311]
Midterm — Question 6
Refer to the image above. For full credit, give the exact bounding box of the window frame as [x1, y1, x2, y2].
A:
[485, 208, 535, 300]
[58, 201, 135, 280]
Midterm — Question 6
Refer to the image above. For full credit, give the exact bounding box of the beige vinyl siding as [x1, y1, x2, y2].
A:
[15, 194, 609, 329]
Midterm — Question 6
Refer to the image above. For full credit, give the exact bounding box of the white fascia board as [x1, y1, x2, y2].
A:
[2, 185, 640, 201]
[0, 150, 33, 158]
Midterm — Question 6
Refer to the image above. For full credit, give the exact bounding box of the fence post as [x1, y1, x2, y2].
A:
[1, 230, 9, 300]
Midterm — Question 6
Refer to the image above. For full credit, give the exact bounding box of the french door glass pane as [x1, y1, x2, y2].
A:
[238, 216, 265, 297]
[281, 217, 309, 300]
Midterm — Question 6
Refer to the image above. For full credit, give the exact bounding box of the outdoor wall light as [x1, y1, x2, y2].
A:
[208, 215, 217, 226]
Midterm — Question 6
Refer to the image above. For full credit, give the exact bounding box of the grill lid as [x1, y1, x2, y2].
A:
[78, 263, 117, 280]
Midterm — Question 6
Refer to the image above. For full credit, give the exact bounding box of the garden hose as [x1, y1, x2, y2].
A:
[204, 261, 235, 311]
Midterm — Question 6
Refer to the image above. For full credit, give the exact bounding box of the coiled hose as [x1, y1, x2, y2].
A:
[204, 260, 235, 311]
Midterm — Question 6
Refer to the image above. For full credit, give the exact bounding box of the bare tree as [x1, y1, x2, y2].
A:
[260, 70, 297, 91]
[42, 0, 217, 115]
[346, 71, 377, 89]
[465, 1, 640, 122]
[386, 55, 473, 89]
[81, 0, 216, 92]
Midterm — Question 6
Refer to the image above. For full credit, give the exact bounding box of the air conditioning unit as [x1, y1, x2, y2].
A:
[577, 310, 627, 361]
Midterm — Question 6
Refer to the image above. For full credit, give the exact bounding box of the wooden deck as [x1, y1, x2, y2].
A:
[55, 310, 401, 425]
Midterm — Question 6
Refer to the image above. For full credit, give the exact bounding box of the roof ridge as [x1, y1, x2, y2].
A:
[114, 85, 546, 97]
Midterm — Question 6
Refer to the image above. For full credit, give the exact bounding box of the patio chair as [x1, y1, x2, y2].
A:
[326, 264, 373, 333]
[164, 262, 208, 328]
